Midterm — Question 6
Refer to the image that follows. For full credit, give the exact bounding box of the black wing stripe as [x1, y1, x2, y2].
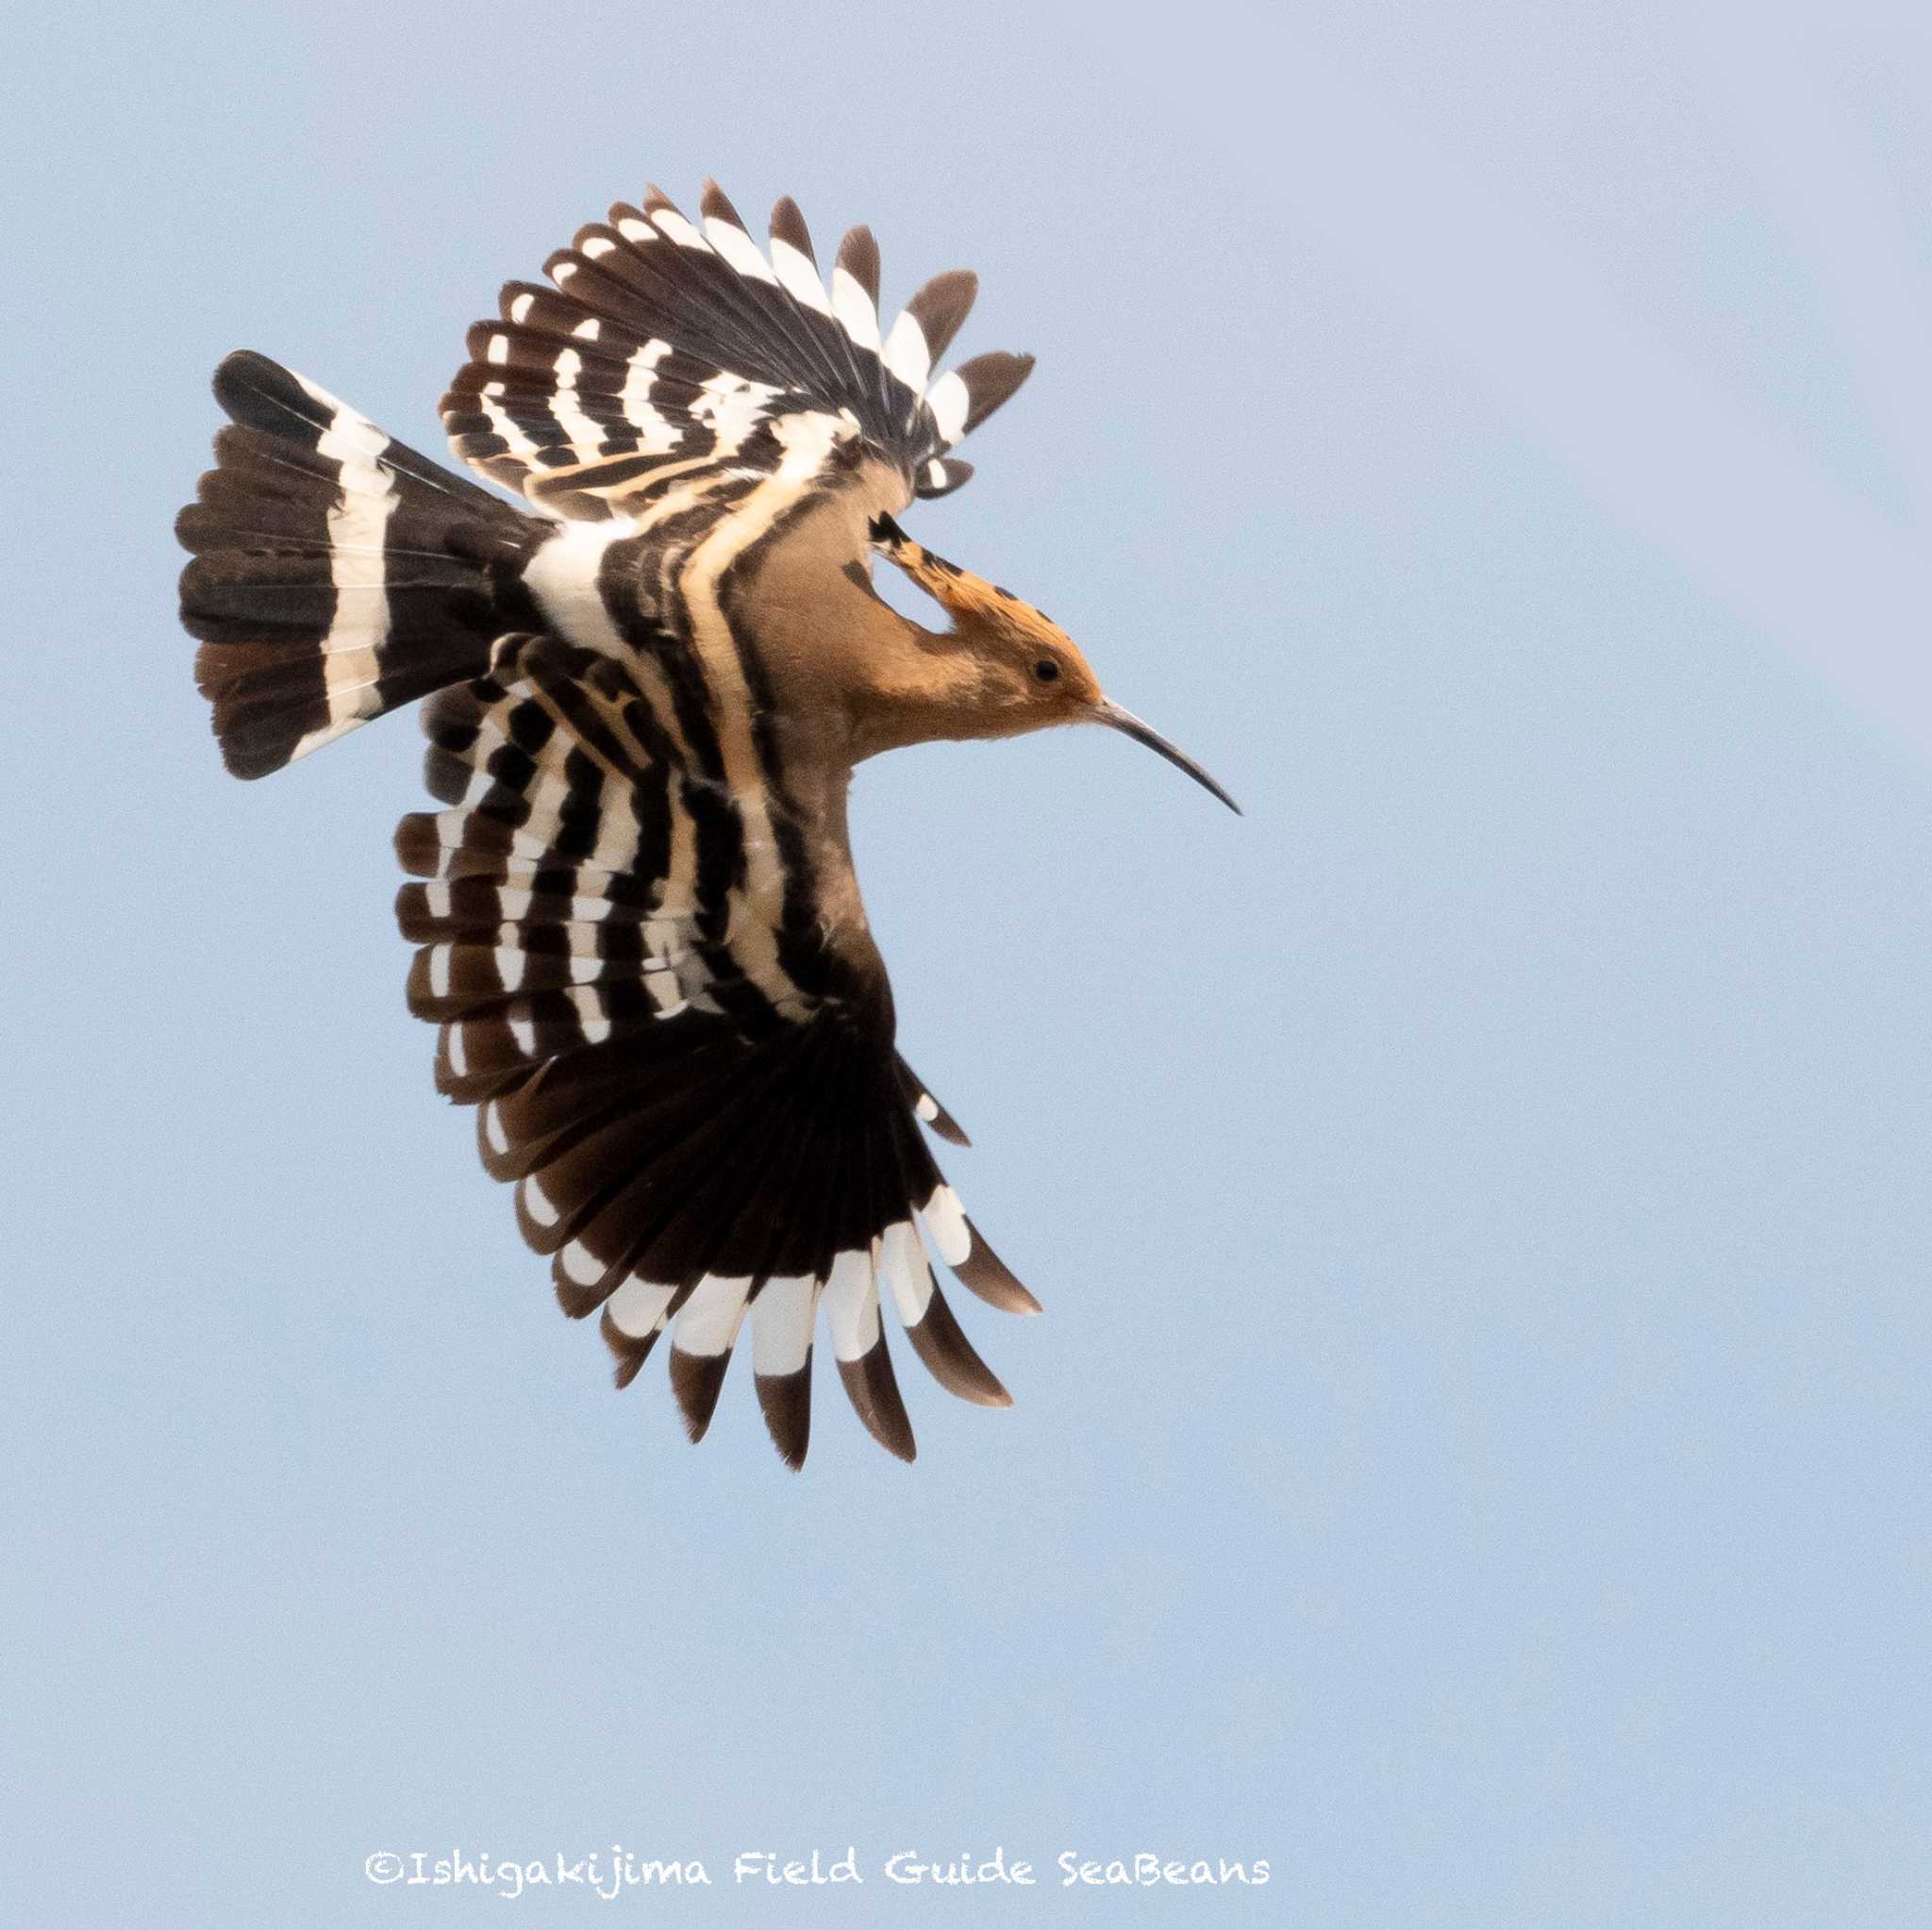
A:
[768, 195, 885, 439]
[894, 269, 978, 388]
[833, 1074, 920, 1460]
[701, 181, 857, 410]
[833, 224, 896, 430]
[896, 1055, 971, 1146]
[879, 1112, 1011, 1407]
[639, 186, 808, 380]
[952, 349, 1038, 437]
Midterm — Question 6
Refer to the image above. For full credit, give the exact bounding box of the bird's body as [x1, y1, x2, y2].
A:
[176, 180, 1232, 1467]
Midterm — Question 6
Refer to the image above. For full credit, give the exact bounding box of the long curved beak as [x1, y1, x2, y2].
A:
[1091, 700, 1241, 814]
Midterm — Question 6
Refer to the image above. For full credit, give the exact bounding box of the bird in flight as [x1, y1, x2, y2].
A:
[176, 180, 1237, 1467]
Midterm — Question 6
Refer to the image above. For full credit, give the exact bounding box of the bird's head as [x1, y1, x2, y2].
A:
[870, 515, 1239, 812]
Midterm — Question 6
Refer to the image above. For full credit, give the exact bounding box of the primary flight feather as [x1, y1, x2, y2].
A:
[175, 178, 1236, 1467]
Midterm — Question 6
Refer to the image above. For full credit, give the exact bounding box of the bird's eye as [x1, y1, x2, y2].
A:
[1033, 659, 1060, 684]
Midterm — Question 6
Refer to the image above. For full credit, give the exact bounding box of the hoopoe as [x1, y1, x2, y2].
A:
[175, 180, 1237, 1468]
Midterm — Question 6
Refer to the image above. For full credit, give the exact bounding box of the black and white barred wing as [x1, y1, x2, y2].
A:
[396, 634, 1035, 1466]
[441, 182, 1036, 523]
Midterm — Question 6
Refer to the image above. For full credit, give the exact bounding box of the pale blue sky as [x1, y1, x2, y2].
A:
[6, 2, 1931, 1924]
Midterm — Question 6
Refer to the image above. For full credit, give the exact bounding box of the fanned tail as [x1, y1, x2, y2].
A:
[176, 350, 546, 778]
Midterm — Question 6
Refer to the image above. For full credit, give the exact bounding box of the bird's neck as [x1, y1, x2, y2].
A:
[740, 507, 1026, 765]
[850, 618, 1010, 760]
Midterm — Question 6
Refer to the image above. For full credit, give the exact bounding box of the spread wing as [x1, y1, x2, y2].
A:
[395, 633, 1036, 1467]
[440, 181, 1036, 525]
